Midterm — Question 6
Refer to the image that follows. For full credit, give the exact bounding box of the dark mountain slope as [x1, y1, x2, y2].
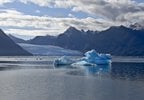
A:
[9, 34, 26, 43]
[28, 26, 144, 56]
[0, 29, 32, 56]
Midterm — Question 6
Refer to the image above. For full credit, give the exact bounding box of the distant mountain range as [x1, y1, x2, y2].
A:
[9, 25, 144, 56]
[0, 29, 32, 56]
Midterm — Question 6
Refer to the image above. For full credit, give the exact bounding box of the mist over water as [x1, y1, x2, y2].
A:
[0, 56, 144, 100]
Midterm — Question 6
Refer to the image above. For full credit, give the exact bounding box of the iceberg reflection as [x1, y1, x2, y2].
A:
[66, 64, 111, 77]
[83, 64, 111, 76]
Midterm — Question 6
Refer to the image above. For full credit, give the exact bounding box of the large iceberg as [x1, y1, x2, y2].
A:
[81, 49, 111, 65]
[54, 49, 112, 67]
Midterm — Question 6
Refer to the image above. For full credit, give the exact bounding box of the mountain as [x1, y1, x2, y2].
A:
[18, 43, 82, 56]
[90, 26, 144, 56]
[28, 35, 56, 45]
[0, 29, 32, 56]
[56, 27, 89, 50]
[28, 26, 144, 56]
[9, 34, 26, 43]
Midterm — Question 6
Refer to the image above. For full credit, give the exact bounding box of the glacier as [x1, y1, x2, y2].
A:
[18, 43, 82, 56]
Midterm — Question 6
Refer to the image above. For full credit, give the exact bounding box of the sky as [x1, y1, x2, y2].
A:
[0, 0, 144, 40]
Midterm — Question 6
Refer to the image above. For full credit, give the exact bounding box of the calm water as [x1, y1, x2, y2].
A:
[0, 56, 144, 100]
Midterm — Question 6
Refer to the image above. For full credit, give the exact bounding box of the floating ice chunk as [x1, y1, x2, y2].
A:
[54, 56, 75, 66]
[54, 49, 112, 67]
[83, 49, 111, 65]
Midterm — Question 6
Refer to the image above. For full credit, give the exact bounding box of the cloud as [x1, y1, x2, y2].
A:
[116, 11, 144, 24]
[68, 13, 75, 18]
[0, 9, 113, 37]
[18, 0, 144, 23]
[70, 0, 144, 21]
[1, 0, 144, 37]
[5, 29, 60, 36]
[0, 0, 12, 5]
[19, 0, 54, 7]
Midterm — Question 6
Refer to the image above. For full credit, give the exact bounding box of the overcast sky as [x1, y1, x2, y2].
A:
[0, 0, 144, 39]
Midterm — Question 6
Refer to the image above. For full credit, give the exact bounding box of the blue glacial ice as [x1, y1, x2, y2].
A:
[54, 49, 112, 67]
[81, 49, 111, 65]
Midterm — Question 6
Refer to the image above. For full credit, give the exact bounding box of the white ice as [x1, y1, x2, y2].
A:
[54, 49, 112, 67]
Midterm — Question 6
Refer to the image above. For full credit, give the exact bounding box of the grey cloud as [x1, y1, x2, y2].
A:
[0, 9, 111, 36]
[1, 0, 144, 36]
[17, 0, 144, 25]
[71, 0, 144, 21]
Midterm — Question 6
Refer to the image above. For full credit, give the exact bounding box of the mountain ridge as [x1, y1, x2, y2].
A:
[9, 25, 144, 56]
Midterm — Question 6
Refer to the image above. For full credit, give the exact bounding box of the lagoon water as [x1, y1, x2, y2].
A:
[0, 56, 144, 100]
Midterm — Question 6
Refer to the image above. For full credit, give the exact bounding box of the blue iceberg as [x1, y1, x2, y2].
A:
[54, 49, 112, 67]
[82, 49, 111, 65]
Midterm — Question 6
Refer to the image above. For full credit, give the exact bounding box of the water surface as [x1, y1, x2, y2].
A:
[0, 56, 144, 100]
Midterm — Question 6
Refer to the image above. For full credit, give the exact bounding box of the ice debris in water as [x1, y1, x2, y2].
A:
[54, 49, 112, 67]
[54, 56, 75, 66]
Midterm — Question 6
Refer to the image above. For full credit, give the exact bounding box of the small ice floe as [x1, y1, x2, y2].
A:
[54, 49, 112, 67]
[54, 56, 75, 66]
